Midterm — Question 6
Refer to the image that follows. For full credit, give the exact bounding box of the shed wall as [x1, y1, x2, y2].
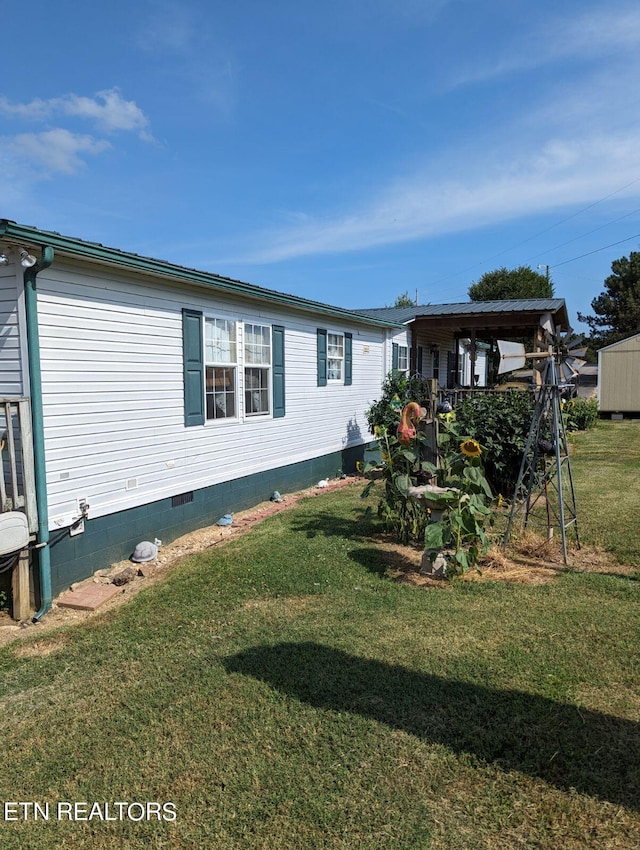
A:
[598, 335, 640, 412]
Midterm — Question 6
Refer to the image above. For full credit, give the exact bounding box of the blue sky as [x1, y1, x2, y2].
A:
[2, 0, 640, 332]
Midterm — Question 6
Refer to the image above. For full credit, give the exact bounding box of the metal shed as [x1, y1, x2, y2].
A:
[597, 332, 640, 415]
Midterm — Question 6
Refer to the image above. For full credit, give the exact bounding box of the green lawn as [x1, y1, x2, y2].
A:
[0, 421, 638, 849]
[570, 419, 640, 565]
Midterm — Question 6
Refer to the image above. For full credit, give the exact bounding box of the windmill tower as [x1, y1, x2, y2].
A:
[501, 327, 587, 563]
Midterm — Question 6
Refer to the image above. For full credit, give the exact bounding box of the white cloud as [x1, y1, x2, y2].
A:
[6, 129, 110, 175]
[233, 129, 640, 264]
[59, 90, 151, 138]
[0, 89, 152, 140]
[451, 2, 640, 86]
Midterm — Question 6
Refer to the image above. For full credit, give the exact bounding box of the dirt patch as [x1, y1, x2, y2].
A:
[0, 477, 356, 647]
[381, 530, 636, 589]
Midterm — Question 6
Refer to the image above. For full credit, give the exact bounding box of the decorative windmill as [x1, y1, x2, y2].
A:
[500, 325, 587, 563]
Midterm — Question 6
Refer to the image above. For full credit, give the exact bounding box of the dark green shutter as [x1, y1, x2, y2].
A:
[344, 332, 352, 385]
[417, 345, 423, 375]
[182, 309, 204, 427]
[272, 325, 286, 418]
[317, 329, 327, 386]
[392, 342, 399, 372]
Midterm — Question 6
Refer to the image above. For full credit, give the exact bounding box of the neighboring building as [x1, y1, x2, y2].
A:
[597, 333, 640, 416]
[0, 220, 406, 609]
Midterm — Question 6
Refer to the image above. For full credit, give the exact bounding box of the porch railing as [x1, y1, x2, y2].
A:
[1, 398, 38, 620]
[0, 397, 38, 533]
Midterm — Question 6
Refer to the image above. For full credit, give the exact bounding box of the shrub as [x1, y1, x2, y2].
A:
[366, 373, 434, 436]
[563, 397, 599, 431]
[453, 391, 534, 496]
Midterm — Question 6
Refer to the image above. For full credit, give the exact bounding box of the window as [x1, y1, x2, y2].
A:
[184, 314, 286, 426]
[397, 345, 408, 372]
[205, 318, 237, 420]
[327, 333, 344, 381]
[244, 323, 271, 415]
[432, 347, 440, 381]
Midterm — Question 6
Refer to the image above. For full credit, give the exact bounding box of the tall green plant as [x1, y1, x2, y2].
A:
[362, 425, 436, 545]
[563, 397, 599, 431]
[426, 418, 496, 574]
[362, 417, 496, 574]
[453, 391, 534, 496]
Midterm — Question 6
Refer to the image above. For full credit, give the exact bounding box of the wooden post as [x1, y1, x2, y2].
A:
[12, 548, 31, 621]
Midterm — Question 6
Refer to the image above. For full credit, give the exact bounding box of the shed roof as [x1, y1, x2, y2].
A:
[0, 219, 402, 330]
[597, 331, 640, 352]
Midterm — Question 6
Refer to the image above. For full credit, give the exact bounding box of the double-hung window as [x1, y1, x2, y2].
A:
[205, 318, 237, 420]
[327, 333, 344, 381]
[244, 323, 271, 416]
[397, 345, 408, 372]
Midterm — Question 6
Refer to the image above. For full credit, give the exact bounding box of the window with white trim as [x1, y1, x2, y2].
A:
[327, 332, 344, 381]
[244, 323, 271, 415]
[397, 345, 408, 372]
[205, 318, 237, 420]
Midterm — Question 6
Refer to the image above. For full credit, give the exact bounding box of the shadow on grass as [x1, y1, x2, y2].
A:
[289, 507, 378, 542]
[224, 642, 640, 811]
[348, 546, 420, 578]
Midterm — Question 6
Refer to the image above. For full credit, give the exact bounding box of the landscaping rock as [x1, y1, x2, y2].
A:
[111, 567, 138, 587]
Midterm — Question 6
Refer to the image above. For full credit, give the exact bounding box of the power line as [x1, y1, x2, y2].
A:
[526, 205, 640, 264]
[426, 175, 640, 290]
[550, 232, 640, 269]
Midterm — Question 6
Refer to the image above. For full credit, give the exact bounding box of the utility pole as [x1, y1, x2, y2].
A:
[537, 264, 550, 286]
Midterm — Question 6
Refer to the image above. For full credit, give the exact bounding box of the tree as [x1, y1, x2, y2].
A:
[577, 251, 640, 349]
[468, 266, 554, 301]
[390, 291, 416, 307]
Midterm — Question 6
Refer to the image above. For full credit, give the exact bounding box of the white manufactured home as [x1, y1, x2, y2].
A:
[0, 220, 407, 616]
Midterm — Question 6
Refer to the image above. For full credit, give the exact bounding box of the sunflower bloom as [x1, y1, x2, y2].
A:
[460, 438, 482, 458]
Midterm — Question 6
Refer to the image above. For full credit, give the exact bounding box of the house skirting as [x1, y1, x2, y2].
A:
[43, 444, 368, 599]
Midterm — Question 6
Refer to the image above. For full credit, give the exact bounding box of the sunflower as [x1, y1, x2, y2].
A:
[460, 438, 482, 458]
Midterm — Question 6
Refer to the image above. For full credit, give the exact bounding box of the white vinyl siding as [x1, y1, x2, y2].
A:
[0, 265, 23, 396]
[34, 259, 389, 528]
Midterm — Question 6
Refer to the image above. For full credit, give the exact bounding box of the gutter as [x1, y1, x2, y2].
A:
[23, 246, 55, 621]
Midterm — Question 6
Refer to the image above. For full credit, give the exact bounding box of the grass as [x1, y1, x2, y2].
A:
[570, 418, 640, 565]
[0, 421, 638, 848]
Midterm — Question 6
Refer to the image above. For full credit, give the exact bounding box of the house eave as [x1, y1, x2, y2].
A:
[0, 219, 402, 330]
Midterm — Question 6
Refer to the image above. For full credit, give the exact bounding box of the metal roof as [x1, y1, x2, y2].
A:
[356, 299, 568, 324]
[0, 219, 402, 330]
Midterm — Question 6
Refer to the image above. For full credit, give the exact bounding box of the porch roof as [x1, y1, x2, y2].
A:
[355, 299, 569, 339]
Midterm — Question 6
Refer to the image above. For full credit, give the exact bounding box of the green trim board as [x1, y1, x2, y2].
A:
[45, 444, 371, 599]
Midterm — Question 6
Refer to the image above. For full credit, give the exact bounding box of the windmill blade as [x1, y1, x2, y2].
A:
[567, 347, 588, 360]
[497, 340, 526, 375]
[539, 312, 555, 335]
[564, 356, 585, 373]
